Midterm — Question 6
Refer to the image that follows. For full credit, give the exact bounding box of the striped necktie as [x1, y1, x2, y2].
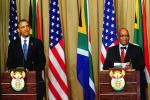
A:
[121, 47, 126, 63]
[23, 40, 28, 60]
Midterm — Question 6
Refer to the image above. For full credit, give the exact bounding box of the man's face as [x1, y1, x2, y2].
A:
[118, 29, 129, 45]
[18, 21, 30, 37]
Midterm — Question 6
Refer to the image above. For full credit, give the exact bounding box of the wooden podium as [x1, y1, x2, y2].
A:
[99, 70, 140, 100]
[0, 71, 37, 100]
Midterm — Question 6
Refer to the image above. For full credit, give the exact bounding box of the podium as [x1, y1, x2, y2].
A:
[99, 70, 140, 100]
[0, 71, 37, 100]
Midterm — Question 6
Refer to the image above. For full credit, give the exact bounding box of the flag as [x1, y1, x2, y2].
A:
[142, 0, 150, 83]
[134, 0, 143, 48]
[9, 0, 19, 42]
[29, 0, 45, 80]
[77, 0, 95, 99]
[48, 0, 69, 99]
[100, 0, 118, 70]
[29, 0, 32, 28]
[134, 0, 150, 83]
[29, 0, 41, 39]
[35, 0, 41, 39]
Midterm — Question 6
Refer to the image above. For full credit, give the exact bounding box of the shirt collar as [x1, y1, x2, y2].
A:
[21, 36, 30, 47]
[119, 43, 128, 49]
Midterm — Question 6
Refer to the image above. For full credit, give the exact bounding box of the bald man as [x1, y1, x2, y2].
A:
[103, 28, 147, 100]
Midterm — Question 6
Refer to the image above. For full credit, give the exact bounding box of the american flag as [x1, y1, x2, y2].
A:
[100, 0, 118, 70]
[48, 0, 69, 99]
[9, 0, 19, 42]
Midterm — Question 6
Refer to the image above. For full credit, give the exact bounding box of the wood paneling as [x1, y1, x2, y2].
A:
[99, 70, 140, 100]
[0, 71, 37, 100]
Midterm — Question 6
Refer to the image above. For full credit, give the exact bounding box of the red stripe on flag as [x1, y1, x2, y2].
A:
[142, 0, 150, 75]
[49, 60, 69, 95]
[59, 39, 64, 49]
[114, 40, 119, 45]
[36, 0, 41, 40]
[48, 78, 62, 100]
[49, 0, 69, 99]
[100, 53, 105, 64]
[51, 43, 66, 73]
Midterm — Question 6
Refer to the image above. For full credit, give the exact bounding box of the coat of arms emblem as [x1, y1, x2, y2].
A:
[109, 70, 126, 91]
[10, 70, 26, 91]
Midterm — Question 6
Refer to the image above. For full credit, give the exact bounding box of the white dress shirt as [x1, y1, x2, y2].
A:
[119, 43, 128, 57]
[21, 36, 30, 49]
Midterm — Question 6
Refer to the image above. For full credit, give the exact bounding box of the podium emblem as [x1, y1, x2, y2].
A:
[10, 70, 26, 91]
[109, 70, 125, 91]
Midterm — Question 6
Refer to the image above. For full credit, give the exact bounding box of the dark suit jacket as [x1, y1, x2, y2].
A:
[7, 36, 46, 71]
[7, 36, 46, 99]
[103, 43, 147, 87]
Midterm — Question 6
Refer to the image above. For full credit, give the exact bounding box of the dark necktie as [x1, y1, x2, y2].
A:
[121, 47, 126, 63]
[23, 40, 28, 60]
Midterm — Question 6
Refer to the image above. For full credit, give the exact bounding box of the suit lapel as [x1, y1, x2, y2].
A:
[116, 45, 122, 62]
[27, 37, 34, 61]
[17, 38, 24, 59]
[124, 43, 131, 62]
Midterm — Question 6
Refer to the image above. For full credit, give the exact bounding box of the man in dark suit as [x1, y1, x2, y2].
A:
[103, 28, 147, 100]
[7, 19, 46, 100]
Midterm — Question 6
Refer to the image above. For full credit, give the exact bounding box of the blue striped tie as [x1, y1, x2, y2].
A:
[23, 40, 28, 60]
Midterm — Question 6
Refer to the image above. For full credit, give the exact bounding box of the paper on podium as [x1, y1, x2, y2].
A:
[114, 62, 134, 71]
[114, 63, 127, 68]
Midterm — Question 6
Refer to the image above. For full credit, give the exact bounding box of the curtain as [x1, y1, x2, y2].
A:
[0, 0, 150, 99]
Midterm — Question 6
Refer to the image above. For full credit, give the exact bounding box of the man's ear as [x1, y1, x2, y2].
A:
[29, 28, 32, 34]
[17, 28, 20, 33]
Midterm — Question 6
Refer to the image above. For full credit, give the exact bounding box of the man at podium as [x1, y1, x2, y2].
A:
[103, 28, 147, 100]
[7, 19, 46, 100]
